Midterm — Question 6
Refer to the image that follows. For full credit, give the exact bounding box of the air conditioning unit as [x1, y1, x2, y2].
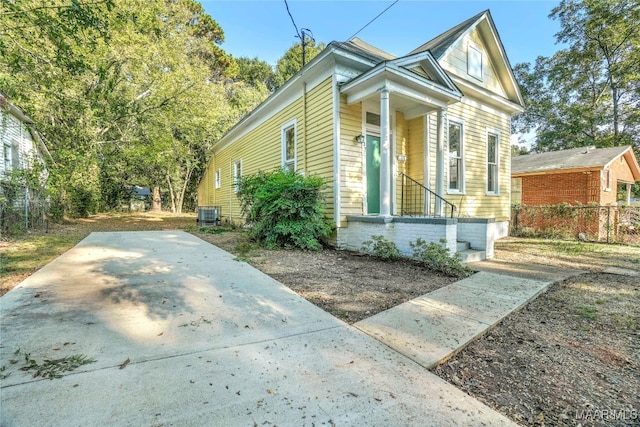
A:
[197, 206, 221, 226]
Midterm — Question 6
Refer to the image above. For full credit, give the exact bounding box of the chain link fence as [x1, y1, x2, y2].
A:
[511, 204, 640, 245]
[0, 198, 50, 236]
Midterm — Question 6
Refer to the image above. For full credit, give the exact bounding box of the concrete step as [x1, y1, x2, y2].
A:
[458, 249, 486, 263]
[456, 240, 470, 252]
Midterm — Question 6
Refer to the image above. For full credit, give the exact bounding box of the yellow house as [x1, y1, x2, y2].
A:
[198, 10, 524, 261]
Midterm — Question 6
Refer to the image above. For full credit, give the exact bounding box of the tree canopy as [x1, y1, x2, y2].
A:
[1, 0, 330, 217]
[1, 0, 267, 216]
[513, 0, 640, 153]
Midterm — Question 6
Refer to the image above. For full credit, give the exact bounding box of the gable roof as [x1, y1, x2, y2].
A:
[409, 10, 485, 59]
[408, 10, 524, 109]
[208, 10, 523, 154]
[512, 146, 640, 181]
[339, 38, 396, 63]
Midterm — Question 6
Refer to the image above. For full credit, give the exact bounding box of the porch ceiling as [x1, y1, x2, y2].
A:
[340, 63, 462, 120]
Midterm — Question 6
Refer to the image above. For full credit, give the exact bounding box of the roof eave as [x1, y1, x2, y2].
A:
[211, 43, 375, 153]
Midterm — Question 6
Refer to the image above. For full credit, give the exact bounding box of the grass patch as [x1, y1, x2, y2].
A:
[576, 305, 599, 320]
[551, 241, 600, 256]
[1, 234, 85, 277]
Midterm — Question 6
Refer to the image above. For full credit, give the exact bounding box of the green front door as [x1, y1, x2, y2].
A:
[366, 134, 381, 214]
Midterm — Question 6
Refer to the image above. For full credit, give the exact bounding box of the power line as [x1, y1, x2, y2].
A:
[283, 0, 316, 66]
[346, 0, 399, 41]
[283, 0, 301, 39]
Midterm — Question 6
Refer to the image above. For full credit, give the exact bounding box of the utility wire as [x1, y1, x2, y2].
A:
[284, 0, 301, 39]
[346, 0, 399, 41]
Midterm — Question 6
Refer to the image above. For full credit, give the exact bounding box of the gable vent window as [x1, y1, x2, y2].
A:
[468, 44, 483, 81]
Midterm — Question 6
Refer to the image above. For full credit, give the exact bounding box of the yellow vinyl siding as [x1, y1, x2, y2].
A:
[338, 95, 363, 225]
[199, 77, 335, 223]
[439, 27, 506, 98]
[406, 116, 424, 184]
[443, 101, 511, 221]
[197, 162, 216, 206]
[305, 78, 335, 219]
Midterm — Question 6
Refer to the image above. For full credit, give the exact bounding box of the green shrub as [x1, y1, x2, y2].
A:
[410, 238, 472, 278]
[361, 235, 400, 260]
[237, 169, 333, 250]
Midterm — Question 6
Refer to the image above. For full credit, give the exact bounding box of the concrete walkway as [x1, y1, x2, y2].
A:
[355, 266, 580, 369]
[1, 231, 516, 426]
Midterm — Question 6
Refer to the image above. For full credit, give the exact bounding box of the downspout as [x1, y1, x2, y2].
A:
[303, 82, 308, 173]
[332, 73, 341, 226]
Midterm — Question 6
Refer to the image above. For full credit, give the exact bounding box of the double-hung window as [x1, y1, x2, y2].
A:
[215, 168, 221, 189]
[281, 119, 296, 172]
[448, 120, 464, 193]
[3, 143, 11, 171]
[233, 160, 242, 193]
[487, 131, 500, 194]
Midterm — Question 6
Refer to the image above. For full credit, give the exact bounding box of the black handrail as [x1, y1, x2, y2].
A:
[400, 173, 456, 218]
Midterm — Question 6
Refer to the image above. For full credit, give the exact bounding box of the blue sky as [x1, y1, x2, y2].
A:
[201, 0, 564, 67]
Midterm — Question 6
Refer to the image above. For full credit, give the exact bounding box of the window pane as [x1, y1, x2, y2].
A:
[448, 122, 462, 191]
[488, 164, 496, 192]
[366, 112, 380, 127]
[285, 127, 295, 160]
[449, 123, 460, 157]
[488, 134, 497, 163]
[449, 158, 460, 190]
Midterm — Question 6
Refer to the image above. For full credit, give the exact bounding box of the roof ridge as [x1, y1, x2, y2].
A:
[408, 10, 487, 59]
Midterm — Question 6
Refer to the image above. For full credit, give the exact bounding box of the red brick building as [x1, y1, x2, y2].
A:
[512, 146, 640, 206]
[511, 146, 640, 240]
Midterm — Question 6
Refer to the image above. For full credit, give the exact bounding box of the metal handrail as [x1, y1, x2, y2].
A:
[400, 173, 456, 218]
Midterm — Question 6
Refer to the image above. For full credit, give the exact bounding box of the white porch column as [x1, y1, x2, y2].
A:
[626, 183, 632, 205]
[435, 107, 447, 216]
[380, 88, 392, 217]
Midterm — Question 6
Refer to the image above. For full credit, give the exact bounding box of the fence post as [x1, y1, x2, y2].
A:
[606, 206, 610, 244]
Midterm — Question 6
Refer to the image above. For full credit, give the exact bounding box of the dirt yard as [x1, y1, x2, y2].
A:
[2, 215, 639, 426]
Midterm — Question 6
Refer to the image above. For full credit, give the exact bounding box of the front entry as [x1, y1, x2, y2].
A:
[366, 134, 381, 214]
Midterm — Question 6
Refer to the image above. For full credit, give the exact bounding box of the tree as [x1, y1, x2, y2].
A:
[272, 39, 325, 89]
[513, 0, 640, 152]
[1, 0, 264, 216]
[235, 57, 275, 91]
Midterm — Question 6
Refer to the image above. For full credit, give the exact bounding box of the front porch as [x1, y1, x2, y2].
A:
[336, 215, 496, 263]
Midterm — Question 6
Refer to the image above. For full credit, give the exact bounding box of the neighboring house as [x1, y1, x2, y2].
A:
[129, 185, 152, 211]
[0, 95, 48, 211]
[511, 145, 640, 241]
[511, 146, 640, 206]
[197, 10, 524, 261]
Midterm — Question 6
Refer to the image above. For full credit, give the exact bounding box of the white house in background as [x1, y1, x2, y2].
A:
[0, 94, 49, 207]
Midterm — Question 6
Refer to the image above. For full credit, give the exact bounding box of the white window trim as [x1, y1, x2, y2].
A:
[486, 128, 500, 195]
[467, 42, 483, 81]
[447, 117, 465, 194]
[215, 168, 221, 189]
[233, 159, 242, 193]
[281, 119, 297, 172]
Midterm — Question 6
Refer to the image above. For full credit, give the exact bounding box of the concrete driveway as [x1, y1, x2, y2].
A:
[0, 231, 514, 426]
